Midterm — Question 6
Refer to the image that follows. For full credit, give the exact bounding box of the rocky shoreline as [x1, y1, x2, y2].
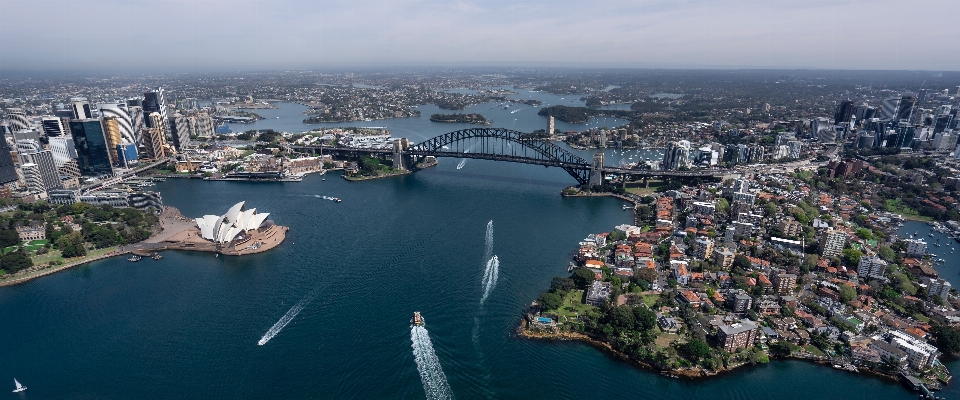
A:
[517, 322, 903, 382]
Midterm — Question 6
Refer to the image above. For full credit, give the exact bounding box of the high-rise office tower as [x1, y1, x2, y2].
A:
[41, 116, 65, 136]
[141, 127, 167, 159]
[48, 136, 78, 167]
[70, 101, 92, 120]
[69, 118, 114, 176]
[20, 150, 63, 192]
[169, 114, 192, 150]
[0, 137, 20, 187]
[195, 113, 215, 137]
[15, 138, 42, 155]
[99, 103, 136, 144]
[5, 108, 30, 131]
[834, 100, 854, 125]
[143, 88, 169, 130]
[141, 112, 169, 159]
[21, 163, 44, 194]
[895, 94, 917, 123]
[101, 116, 123, 165]
[128, 105, 144, 144]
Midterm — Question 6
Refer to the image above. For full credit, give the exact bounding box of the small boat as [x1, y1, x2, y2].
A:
[152, 253, 163, 260]
[12, 379, 26, 393]
[622, 205, 633, 210]
[127, 255, 141, 262]
[412, 311, 424, 326]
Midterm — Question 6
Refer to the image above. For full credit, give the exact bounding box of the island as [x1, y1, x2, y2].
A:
[429, 113, 490, 125]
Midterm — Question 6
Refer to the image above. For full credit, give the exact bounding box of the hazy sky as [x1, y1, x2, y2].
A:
[1, 0, 958, 71]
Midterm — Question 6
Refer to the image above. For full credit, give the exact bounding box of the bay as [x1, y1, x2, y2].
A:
[0, 89, 938, 398]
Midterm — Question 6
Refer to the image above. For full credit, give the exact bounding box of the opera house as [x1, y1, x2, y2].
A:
[196, 201, 271, 244]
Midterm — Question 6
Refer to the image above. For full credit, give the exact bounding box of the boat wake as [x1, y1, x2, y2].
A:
[456, 159, 466, 170]
[411, 324, 453, 400]
[480, 255, 499, 305]
[483, 220, 493, 261]
[257, 291, 316, 346]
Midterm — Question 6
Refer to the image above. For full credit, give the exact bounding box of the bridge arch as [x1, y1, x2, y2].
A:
[406, 128, 592, 185]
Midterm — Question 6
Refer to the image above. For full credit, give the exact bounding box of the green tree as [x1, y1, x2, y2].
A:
[841, 248, 862, 267]
[0, 229, 19, 250]
[538, 292, 562, 310]
[679, 339, 713, 363]
[572, 268, 596, 289]
[57, 232, 87, 258]
[878, 246, 896, 262]
[839, 284, 857, 303]
[550, 277, 576, 292]
[0, 249, 32, 273]
[933, 325, 960, 355]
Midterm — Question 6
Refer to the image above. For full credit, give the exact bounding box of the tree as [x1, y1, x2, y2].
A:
[732, 254, 751, 271]
[878, 246, 896, 262]
[636, 268, 658, 283]
[538, 292, 562, 311]
[57, 232, 86, 258]
[0, 229, 19, 250]
[679, 339, 713, 363]
[839, 285, 857, 303]
[572, 268, 595, 289]
[550, 277, 576, 292]
[0, 249, 32, 273]
[933, 325, 960, 355]
[855, 228, 873, 241]
[841, 248, 862, 267]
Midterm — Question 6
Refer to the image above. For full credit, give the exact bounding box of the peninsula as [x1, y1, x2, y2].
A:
[429, 113, 489, 125]
[524, 169, 960, 391]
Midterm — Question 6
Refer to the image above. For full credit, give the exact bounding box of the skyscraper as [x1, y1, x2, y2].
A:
[20, 151, 63, 192]
[0, 137, 20, 187]
[99, 103, 136, 144]
[141, 112, 169, 159]
[69, 119, 114, 176]
[41, 116, 65, 136]
[143, 88, 169, 131]
[834, 100, 854, 125]
[5, 108, 30, 131]
[895, 94, 917, 123]
[170, 114, 192, 150]
[49, 136, 78, 167]
[101, 116, 123, 165]
[195, 113, 215, 137]
[70, 101, 92, 120]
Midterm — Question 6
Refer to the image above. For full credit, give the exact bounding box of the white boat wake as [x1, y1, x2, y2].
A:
[257, 292, 316, 346]
[480, 255, 499, 305]
[456, 159, 466, 169]
[411, 323, 453, 400]
[483, 220, 493, 261]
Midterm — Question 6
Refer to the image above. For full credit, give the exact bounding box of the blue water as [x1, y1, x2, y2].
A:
[0, 93, 941, 398]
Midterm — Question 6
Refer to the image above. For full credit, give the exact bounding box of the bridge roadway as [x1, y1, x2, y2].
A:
[288, 144, 734, 181]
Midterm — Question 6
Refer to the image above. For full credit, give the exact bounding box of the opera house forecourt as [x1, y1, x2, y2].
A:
[129, 201, 288, 256]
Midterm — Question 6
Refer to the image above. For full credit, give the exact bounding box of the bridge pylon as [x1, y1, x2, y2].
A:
[588, 152, 605, 187]
[393, 138, 410, 171]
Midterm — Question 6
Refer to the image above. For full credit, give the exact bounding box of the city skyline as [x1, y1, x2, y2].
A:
[1, 0, 958, 72]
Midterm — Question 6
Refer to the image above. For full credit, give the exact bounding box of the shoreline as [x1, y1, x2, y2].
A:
[0, 207, 289, 288]
[518, 324, 902, 383]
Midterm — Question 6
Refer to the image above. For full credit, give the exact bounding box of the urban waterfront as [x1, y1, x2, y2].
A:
[0, 160, 941, 399]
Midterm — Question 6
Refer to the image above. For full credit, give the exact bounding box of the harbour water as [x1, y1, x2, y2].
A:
[0, 93, 946, 398]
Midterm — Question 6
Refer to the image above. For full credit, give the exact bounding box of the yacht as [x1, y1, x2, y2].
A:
[412, 311, 424, 326]
[127, 255, 141, 262]
[12, 379, 26, 393]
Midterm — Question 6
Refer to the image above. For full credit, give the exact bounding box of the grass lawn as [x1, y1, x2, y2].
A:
[655, 332, 680, 348]
[554, 290, 594, 322]
[804, 345, 826, 357]
[641, 293, 660, 308]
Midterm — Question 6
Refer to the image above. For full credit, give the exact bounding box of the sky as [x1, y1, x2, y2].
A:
[0, 0, 958, 71]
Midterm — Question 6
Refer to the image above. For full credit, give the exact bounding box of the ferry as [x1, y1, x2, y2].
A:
[412, 311, 424, 326]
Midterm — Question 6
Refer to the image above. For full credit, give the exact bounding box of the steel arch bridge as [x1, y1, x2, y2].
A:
[404, 128, 593, 184]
